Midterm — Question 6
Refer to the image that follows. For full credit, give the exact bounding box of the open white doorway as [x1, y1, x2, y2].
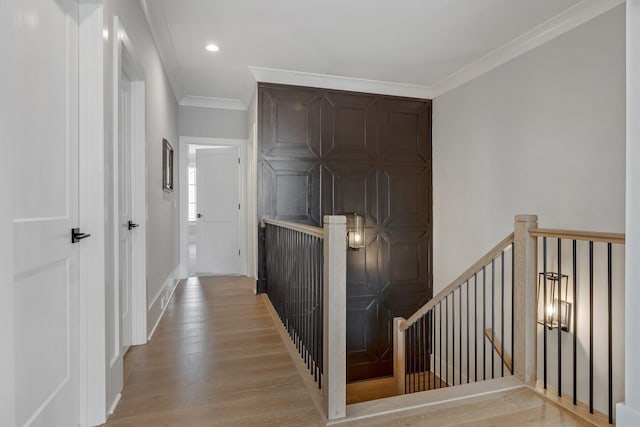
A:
[180, 138, 248, 277]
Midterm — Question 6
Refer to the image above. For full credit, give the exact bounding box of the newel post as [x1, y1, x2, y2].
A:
[513, 214, 538, 384]
[393, 317, 406, 394]
[323, 215, 346, 420]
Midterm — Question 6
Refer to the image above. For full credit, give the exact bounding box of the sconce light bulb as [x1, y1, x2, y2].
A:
[547, 304, 555, 317]
[354, 233, 361, 243]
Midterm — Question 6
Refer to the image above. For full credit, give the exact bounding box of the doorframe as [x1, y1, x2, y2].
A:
[79, 1, 106, 425]
[179, 137, 248, 278]
[113, 17, 148, 348]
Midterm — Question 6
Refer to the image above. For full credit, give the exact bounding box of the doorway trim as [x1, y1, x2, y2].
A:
[178, 137, 248, 278]
[79, 1, 106, 425]
[113, 17, 147, 348]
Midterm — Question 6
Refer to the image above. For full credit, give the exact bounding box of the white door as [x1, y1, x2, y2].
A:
[12, 0, 82, 425]
[196, 147, 242, 274]
[119, 71, 134, 353]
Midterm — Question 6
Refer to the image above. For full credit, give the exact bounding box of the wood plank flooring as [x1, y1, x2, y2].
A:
[104, 276, 597, 427]
[105, 276, 323, 427]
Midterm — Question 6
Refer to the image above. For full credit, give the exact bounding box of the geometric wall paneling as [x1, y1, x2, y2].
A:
[257, 83, 432, 382]
[322, 92, 378, 160]
[383, 165, 431, 228]
[321, 163, 374, 218]
[259, 159, 320, 224]
[380, 98, 431, 164]
[260, 86, 322, 158]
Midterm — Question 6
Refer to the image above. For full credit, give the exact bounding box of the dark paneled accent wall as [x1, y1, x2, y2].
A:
[257, 83, 432, 381]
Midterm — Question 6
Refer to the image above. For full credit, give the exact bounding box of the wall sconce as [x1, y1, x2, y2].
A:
[537, 272, 571, 332]
[347, 213, 365, 250]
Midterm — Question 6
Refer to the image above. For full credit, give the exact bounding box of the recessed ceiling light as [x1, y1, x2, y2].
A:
[205, 44, 220, 53]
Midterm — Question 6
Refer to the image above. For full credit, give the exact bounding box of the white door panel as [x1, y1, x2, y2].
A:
[196, 148, 241, 274]
[12, 0, 81, 425]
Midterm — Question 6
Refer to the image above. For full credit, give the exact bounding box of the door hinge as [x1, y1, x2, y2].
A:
[238, 158, 240, 164]
[238, 203, 241, 210]
[238, 249, 241, 256]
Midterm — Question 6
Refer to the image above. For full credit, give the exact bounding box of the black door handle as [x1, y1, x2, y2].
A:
[71, 228, 91, 243]
[197, 213, 202, 219]
[128, 220, 139, 230]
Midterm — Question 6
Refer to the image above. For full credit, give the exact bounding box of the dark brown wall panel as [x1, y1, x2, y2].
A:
[258, 83, 432, 382]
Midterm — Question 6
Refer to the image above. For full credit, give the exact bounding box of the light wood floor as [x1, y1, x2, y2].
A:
[105, 276, 595, 427]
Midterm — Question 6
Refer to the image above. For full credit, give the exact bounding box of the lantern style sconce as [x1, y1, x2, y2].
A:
[537, 272, 571, 332]
[347, 213, 365, 250]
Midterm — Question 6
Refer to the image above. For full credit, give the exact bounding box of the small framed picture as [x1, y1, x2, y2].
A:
[162, 138, 174, 192]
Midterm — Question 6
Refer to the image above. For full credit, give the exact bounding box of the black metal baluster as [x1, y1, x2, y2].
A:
[558, 238, 562, 397]
[511, 245, 515, 374]
[452, 291, 456, 386]
[432, 308, 436, 390]
[474, 273, 478, 383]
[543, 236, 548, 389]
[491, 258, 495, 379]
[440, 301, 443, 388]
[446, 295, 449, 386]
[608, 242, 613, 424]
[589, 241, 593, 414]
[483, 266, 486, 381]
[501, 250, 505, 377]
[423, 315, 427, 391]
[466, 280, 470, 383]
[459, 285, 462, 385]
[572, 239, 577, 405]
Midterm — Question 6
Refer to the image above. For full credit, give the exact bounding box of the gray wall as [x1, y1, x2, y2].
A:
[433, 5, 625, 292]
[179, 106, 248, 139]
[103, 0, 180, 408]
[432, 5, 625, 415]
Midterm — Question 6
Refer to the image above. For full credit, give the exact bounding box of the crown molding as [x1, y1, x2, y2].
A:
[430, 0, 625, 97]
[179, 95, 247, 110]
[249, 66, 435, 99]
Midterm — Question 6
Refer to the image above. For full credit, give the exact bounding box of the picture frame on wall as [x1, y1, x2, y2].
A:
[162, 138, 174, 192]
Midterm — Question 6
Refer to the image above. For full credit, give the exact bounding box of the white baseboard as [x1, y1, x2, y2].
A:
[616, 403, 640, 426]
[107, 393, 121, 416]
[147, 265, 181, 341]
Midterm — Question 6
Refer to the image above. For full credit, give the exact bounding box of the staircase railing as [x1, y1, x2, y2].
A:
[528, 227, 625, 424]
[262, 215, 347, 421]
[394, 215, 625, 425]
[395, 231, 516, 394]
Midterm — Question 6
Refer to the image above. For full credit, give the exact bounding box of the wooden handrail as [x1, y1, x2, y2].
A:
[402, 232, 515, 331]
[528, 228, 624, 244]
[261, 217, 324, 239]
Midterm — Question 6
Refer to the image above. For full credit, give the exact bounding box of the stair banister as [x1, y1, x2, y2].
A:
[513, 214, 538, 384]
[323, 215, 347, 420]
[393, 215, 539, 391]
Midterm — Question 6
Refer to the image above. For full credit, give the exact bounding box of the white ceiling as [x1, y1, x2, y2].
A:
[141, 0, 621, 108]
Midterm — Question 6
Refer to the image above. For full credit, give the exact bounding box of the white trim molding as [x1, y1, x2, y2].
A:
[249, 66, 434, 99]
[147, 266, 182, 341]
[79, 1, 106, 425]
[180, 95, 247, 110]
[430, 0, 625, 97]
[178, 136, 250, 278]
[249, 0, 623, 100]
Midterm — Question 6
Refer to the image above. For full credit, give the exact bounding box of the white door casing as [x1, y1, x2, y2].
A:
[12, 0, 81, 425]
[118, 71, 133, 353]
[196, 147, 242, 275]
[107, 16, 147, 415]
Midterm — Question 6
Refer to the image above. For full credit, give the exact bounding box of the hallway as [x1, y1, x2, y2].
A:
[105, 276, 323, 426]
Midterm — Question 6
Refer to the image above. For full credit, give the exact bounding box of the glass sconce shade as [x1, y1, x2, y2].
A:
[347, 213, 365, 250]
